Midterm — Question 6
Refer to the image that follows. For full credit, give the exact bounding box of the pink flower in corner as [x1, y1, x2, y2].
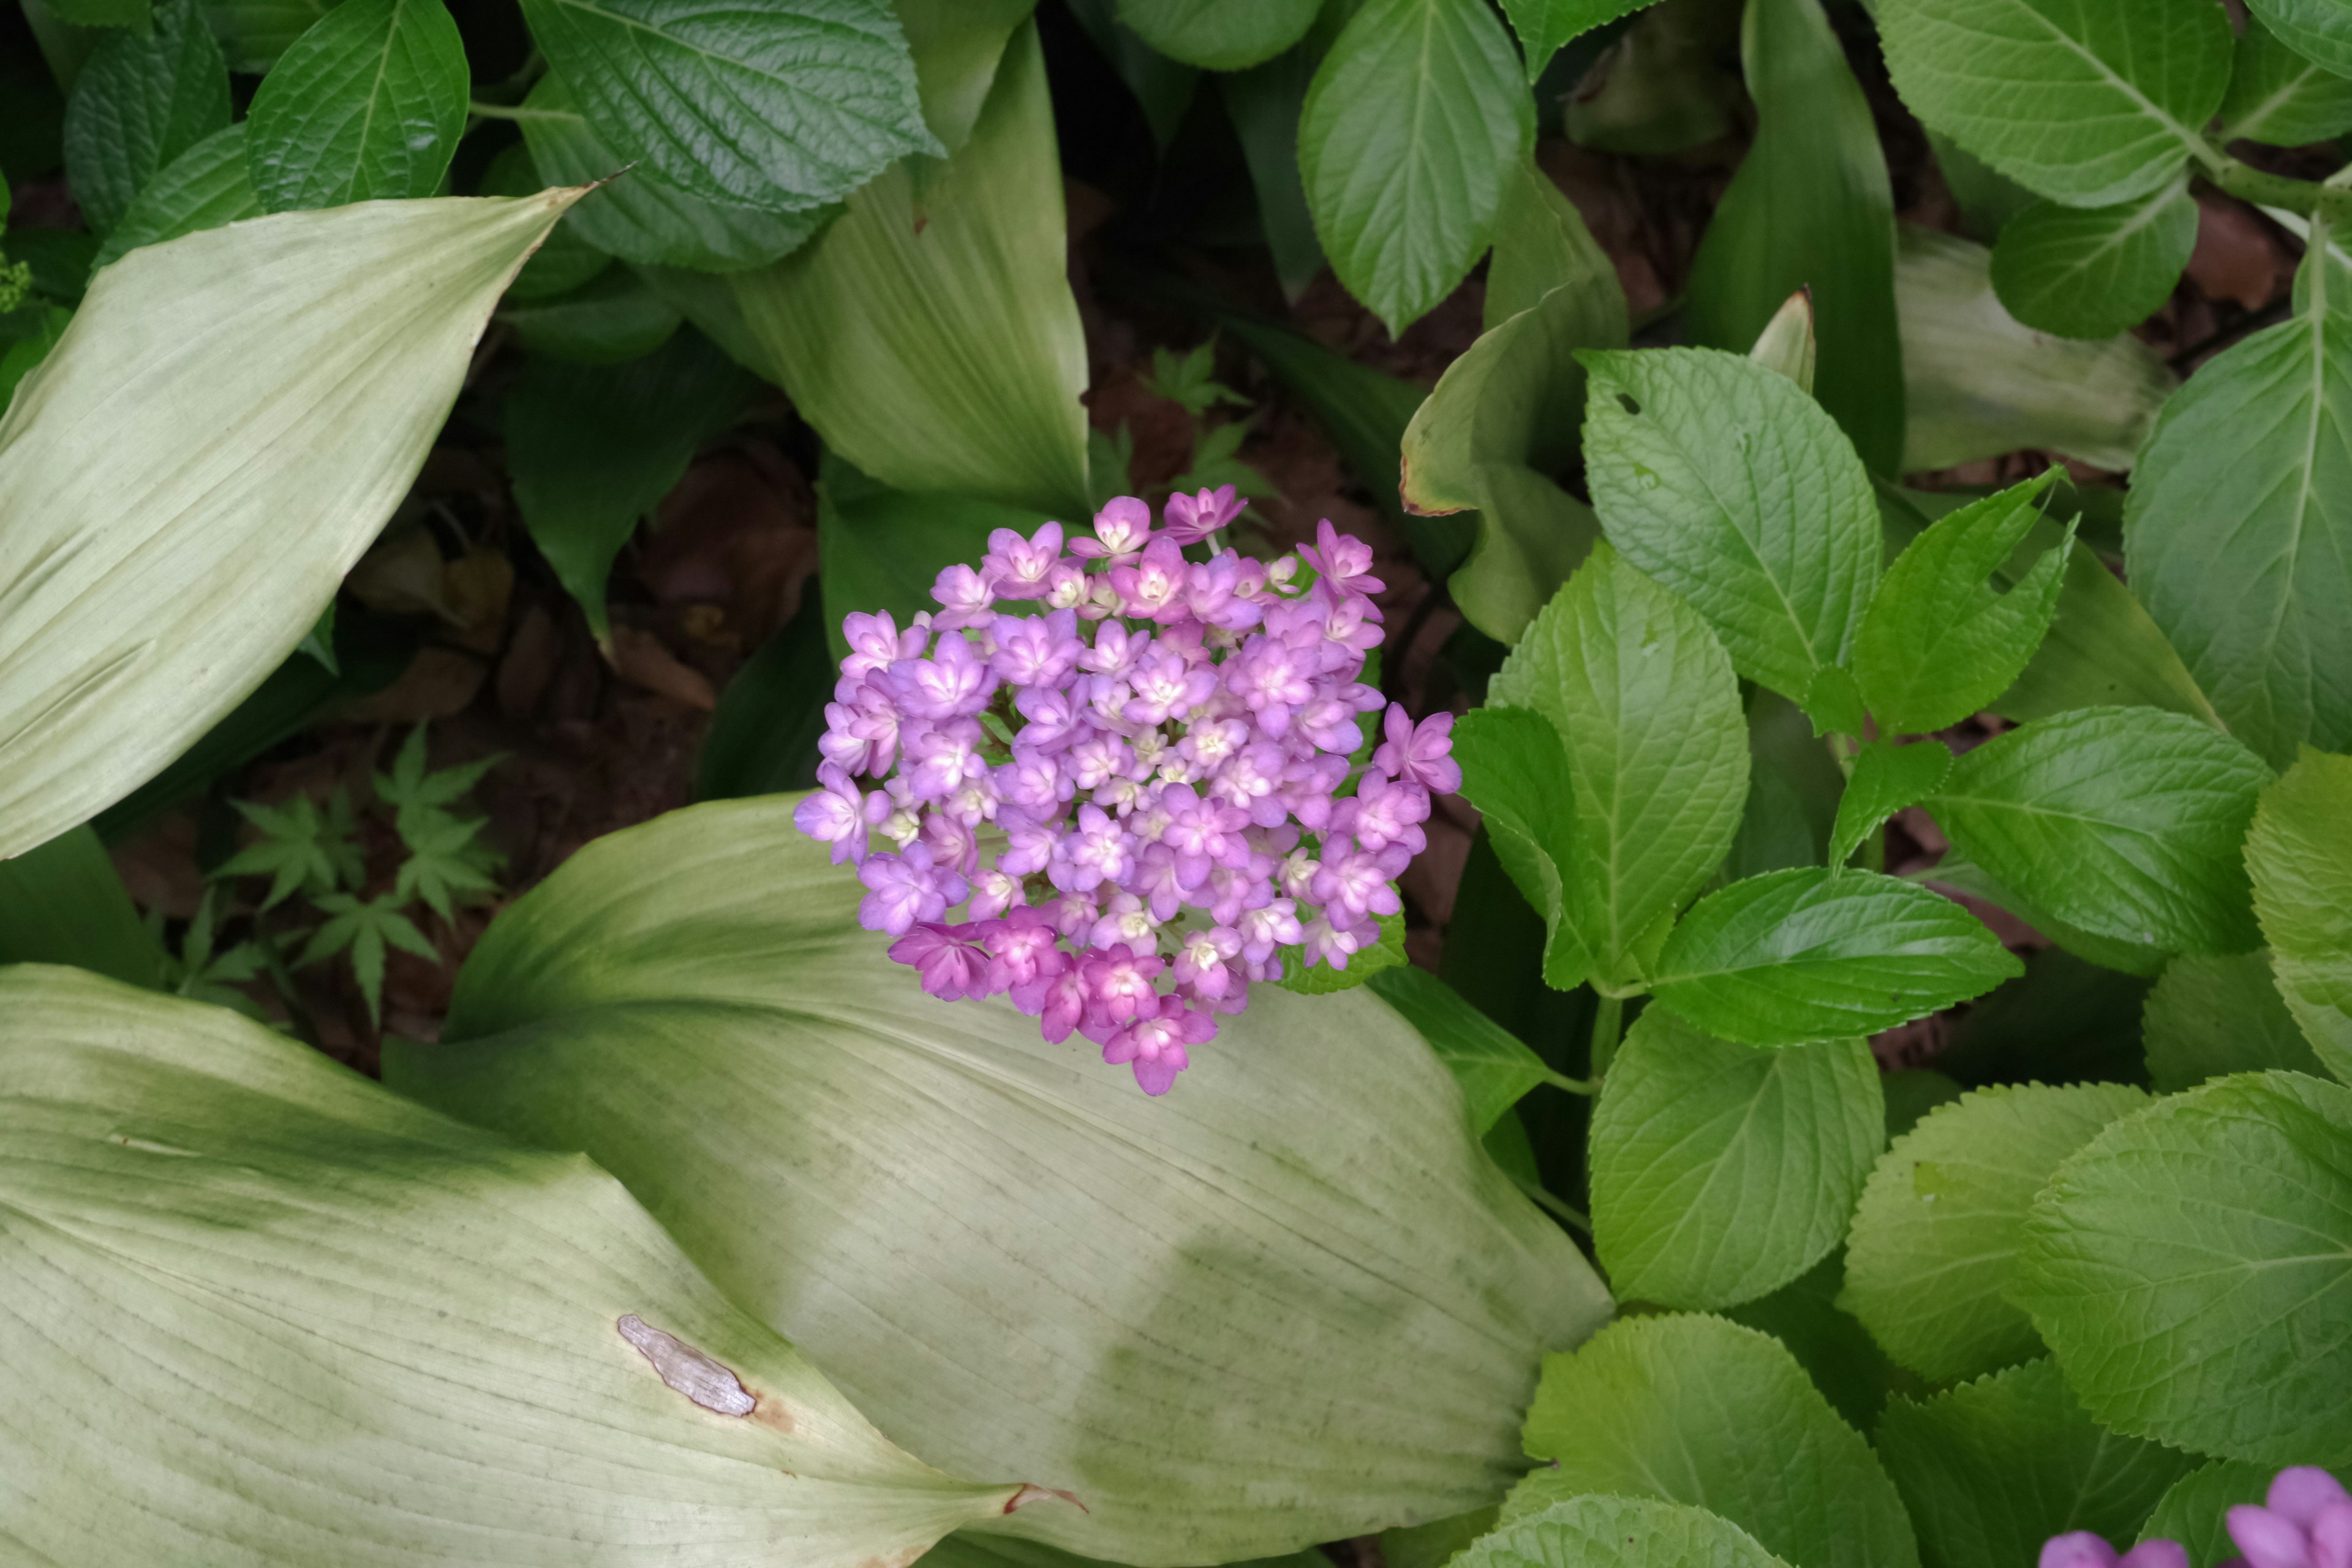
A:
[2038, 1534, 2187, 1568]
[983, 520, 1066, 600]
[2229, 1467, 2352, 1568]
[1374, 703, 1463, 794]
[1102, 993, 1215, 1095]
[1299, 518, 1384, 603]
[1161, 483, 1246, 545]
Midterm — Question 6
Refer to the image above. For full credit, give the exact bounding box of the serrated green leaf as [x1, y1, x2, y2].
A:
[1368, 965, 1570, 1134]
[1928, 707, 2271, 957]
[1802, 665, 1866, 740]
[1592, 1014, 1882, 1310]
[1877, 0, 2231, 208]
[1840, 1083, 2148, 1384]
[2244, 747, 2352, 1081]
[1114, 0, 1316, 69]
[0, 190, 582, 859]
[0, 822, 165, 986]
[1727, 690, 1845, 880]
[1580, 347, 1880, 705]
[1450, 703, 1591, 990]
[88, 119, 260, 274]
[300, 888, 439, 1023]
[1518, 1314, 1918, 1568]
[2224, 13, 2352, 143]
[244, 0, 466, 209]
[519, 0, 937, 211]
[2013, 1071, 2352, 1466]
[1855, 472, 2070, 734]
[2139, 1460, 2295, 1568]
[1489, 545, 1749, 991]
[2143, 951, 2328, 1091]
[1476, 1496, 1795, 1568]
[1930, 853, 2171, 977]
[1722, 1251, 1909, 1430]
[2249, 0, 2352, 77]
[1991, 183, 2197, 340]
[1650, 868, 2021, 1046]
[393, 808, 503, 924]
[214, 789, 364, 910]
[1298, 0, 1533, 335]
[0, 965, 1032, 1564]
[1874, 1358, 2198, 1568]
[61, 0, 231, 232]
[203, 0, 333, 72]
[1830, 741, 1951, 870]
[1500, 0, 1654, 81]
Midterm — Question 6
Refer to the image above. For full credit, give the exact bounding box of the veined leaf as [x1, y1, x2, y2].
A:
[0, 823, 164, 986]
[1225, 43, 1326, 303]
[204, 0, 334, 72]
[898, 0, 1035, 153]
[0, 964, 1036, 1564]
[2143, 951, 2328, 1091]
[2249, 0, 2352, 78]
[1501, 0, 1655, 82]
[62, 0, 231, 232]
[731, 23, 1091, 516]
[383, 797, 1613, 1564]
[1991, 535, 2217, 728]
[2222, 15, 2352, 146]
[1990, 182, 2198, 340]
[1368, 964, 1570, 1134]
[2141, 1461, 2293, 1568]
[1828, 740, 1951, 869]
[1450, 703, 1591, 990]
[1471, 1496, 1795, 1568]
[0, 190, 583, 860]
[244, 0, 467, 209]
[87, 118, 260, 274]
[1116, 0, 1316, 69]
[2244, 747, 2352, 1082]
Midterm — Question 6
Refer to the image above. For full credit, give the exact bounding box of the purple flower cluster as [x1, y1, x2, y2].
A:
[2041, 1466, 2349, 1568]
[792, 484, 1458, 1095]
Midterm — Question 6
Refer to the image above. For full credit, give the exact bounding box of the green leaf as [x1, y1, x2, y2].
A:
[1930, 854, 2172, 978]
[1839, 1083, 2149, 1384]
[519, 0, 937, 211]
[1593, 1014, 1882, 1310]
[46, 0, 154, 27]
[1882, 1068, 1964, 1137]
[1298, 0, 1533, 335]
[1115, 0, 1316, 69]
[2013, 1071, 2352, 1466]
[0, 309, 69, 410]
[1142, 339, 1249, 417]
[1579, 347, 1879, 706]
[897, 0, 1035, 153]
[2245, 747, 2352, 1082]
[1471, 1496, 1795, 1568]
[500, 266, 684, 364]
[1371, 965, 1577, 1134]
[1561, 0, 1741, 156]
[299, 888, 439, 1024]
[1746, 289, 1819, 390]
[2248, 0, 2352, 77]
[1990, 537, 2219, 729]
[372, 722, 497, 823]
[1501, 0, 1654, 82]
[244, 0, 467, 209]
[2140, 1460, 2296, 1568]
[0, 190, 582, 859]
[1683, 0, 1902, 473]
[1650, 868, 2021, 1047]
[1877, 0, 2231, 208]
[505, 331, 750, 637]
[88, 119, 261, 274]
[730, 23, 1090, 516]
[1726, 690, 1845, 880]
[1225, 45, 1325, 303]
[203, 0, 334, 72]
[1450, 703, 1589, 990]
[0, 965, 1035, 1564]
[1065, 0, 1198, 153]
[815, 457, 1053, 660]
[214, 788, 365, 910]
[2143, 951, 2328, 1092]
[0, 823, 165, 987]
[1990, 183, 2198, 340]
[1927, 707, 2271, 958]
[61, 0, 232, 232]
[1489, 545, 1750, 991]
[478, 142, 612, 300]
[1855, 472, 2071, 734]
[1830, 741, 1951, 870]
[383, 798, 1616, 1562]
[1275, 907, 1406, 993]
[1874, 1359, 2198, 1568]
[1518, 1314, 1918, 1568]
[392, 809, 502, 924]
[2222, 13, 2352, 145]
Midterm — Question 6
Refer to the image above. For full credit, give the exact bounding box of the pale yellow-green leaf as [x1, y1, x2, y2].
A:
[0, 963, 1034, 1566]
[0, 191, 581, 860]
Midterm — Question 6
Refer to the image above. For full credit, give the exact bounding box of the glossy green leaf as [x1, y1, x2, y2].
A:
[0, 190, 581, 861]
[1990, 183, 2198, 339]
[1840, 1083, 2148, 1384]
[1928, 707, 2270, 958]
[203, 0, 333, 72]
[1489, 545, 1750, 991]
[1298, 0, 1533, 335]
[1580, 347, 1879, 705]
[1650, 868, 2021, 1046]
[1517, 1314, 1918, 1568]
[1683, 0, 1901, 473]
[385, 799, 1613, 1564]
[0, 824, 164, 986]
[2014, 1071, 2352, 1466]
[1472, 1496, 1794, 1568]
[505, 331, 750, 639]
[519, 0, 936, 211]
[87, 118, 259, 273]
[1874, 1358, 2198, 1568]
[2248, 0, 2352, 77]
[500, 265, 682, 364]
[244, 0, 467, 209]
[61, 0, 231, 232]
[1593, 1014, 1883, 1310]
[2222, 14, 2352, 145]
[2140, 1460, 2291, 1568]
[2144, 951, 2329, 1091]
[1855, 472, 2070, 734]
[1829, 740, 1951, 869]
[1930, 854, 2171, 978]
[1450, 703, 1588, 989]
[0, 965, 1035, 1565]
[1368, 965, 1573, 1134]
[898, 0, 1035, 151]
[2245, 748, 2352, 1080]
[1878, 0, 2231, 208]
[1115, 0, 1316, 69]
[1501, 0, 1653, 81]
[731, 23, 1089, 516]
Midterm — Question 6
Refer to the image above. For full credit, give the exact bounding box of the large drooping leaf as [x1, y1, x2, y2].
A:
[383, 799, 1614, 1564]
[2249, 0, 2352, 77]
[86, 118, 260, 273]
[1683, 0, 1901, 473]
[731, 23, 1090, 516]
[61, 0, 232, 232]
[1874, 1359, 2198, 1568]
[1487, 545, 1749, 993]
[0, 964, 1038, 1565]
[1115, 0, 1316, 69]
[1989, 183, 2198, 341]
[2143, 951, 2329, 1091]
[2128, 300, 2352, 769]
[2013, 1071, 2352, 1466]
[1591, 1013, 1883, 1310]
[0, 824, 164, 986]
[1926, 708, 2270, 961]
[2244, 748, 2352, 1080]
[1580, 348, 1879, 709]
[243, 0, 468, 209]
[1839, 1084, 2148, 1384]
[1297, 0, 1533, 335]
[1469, 1496, 1794, 1568]
[518, 0, 936, 211]
[898, 0, 1035, 151]
[1515, 1314, 1920, 1568]
[2222, 15, 2352, 145]
[1877, 0, 2231, 208]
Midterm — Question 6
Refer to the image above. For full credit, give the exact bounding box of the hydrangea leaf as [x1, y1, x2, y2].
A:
[1451, 702, 1592, 990]
[499, 267, 683, 364]
[1828, 741, 1951, 870]
[205, 0, 334, 72]
[2143, 952, 2328, 1093]
[2244, 747, 2352, 1082]
[61, 0, 232, 232]
[2248, 0, 2352, 77]
[1499, 0, 1657, 82]
[1469, 1496, 1795, 1568]
[2139, 1460, 2299, 1568]
[88, 119, 260, 274]
[1990, 183, 2199, 341]
[1114, 0, 1318, 69]
[2222, 15, 2352, 146]
[243, 0, 469, 210]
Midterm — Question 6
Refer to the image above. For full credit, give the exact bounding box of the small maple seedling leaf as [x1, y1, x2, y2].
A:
[394, 806, 505, 923]
[374, 725, 503, 835]
[1142, 339, 1251, 418]
[155, 889, 273, 1020]
[298, 892, 439, 1027]
[213, 789, 365, 910]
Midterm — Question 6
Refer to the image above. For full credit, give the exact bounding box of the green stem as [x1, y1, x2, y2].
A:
[1512, 1174, 1593, 1234]
[1544, 1068, 1599, 1097]
[1588, 992, 1624, 1082]
[1826, 729, 1859, 781]
[2212, 157, 2352, 227]
[467, 100, 571, 124]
